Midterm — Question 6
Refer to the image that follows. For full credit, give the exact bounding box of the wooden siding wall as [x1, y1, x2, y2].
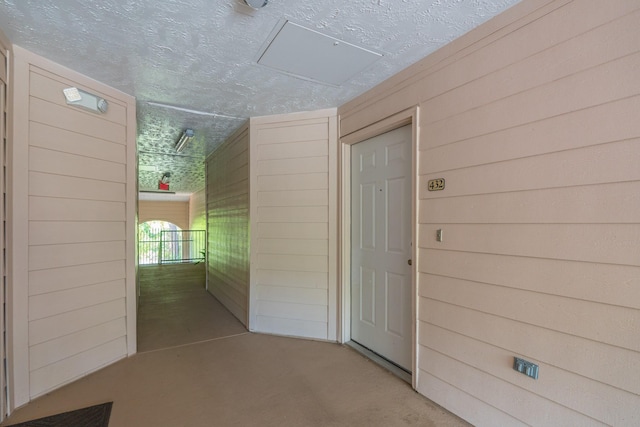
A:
[249, 109, 337, 340]
[205, 123, 250, 326]
[11, 47, 136, 403]
[338, 1, 640, 426]
[0, 29, 9, 421]
[139, 200, 189, 230]
[189, 188, 206, 230]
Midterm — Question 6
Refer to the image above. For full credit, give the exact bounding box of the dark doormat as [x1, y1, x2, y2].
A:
[7, 402, 113, 427]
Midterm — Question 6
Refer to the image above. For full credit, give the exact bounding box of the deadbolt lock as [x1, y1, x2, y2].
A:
[408, 259, 412, 266]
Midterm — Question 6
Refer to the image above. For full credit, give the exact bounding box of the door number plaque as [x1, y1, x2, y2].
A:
[428, 178, 445, 191]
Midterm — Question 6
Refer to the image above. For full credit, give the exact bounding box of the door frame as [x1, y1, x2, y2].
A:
[338, 106, 419, 389]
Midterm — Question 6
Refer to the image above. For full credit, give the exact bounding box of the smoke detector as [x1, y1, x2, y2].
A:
[244, 0, 268, 8]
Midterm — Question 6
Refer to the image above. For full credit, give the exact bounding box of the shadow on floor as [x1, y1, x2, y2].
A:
[137, 263, 247, 352]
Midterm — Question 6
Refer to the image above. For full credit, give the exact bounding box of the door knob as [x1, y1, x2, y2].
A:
[408, 259, 412, 266]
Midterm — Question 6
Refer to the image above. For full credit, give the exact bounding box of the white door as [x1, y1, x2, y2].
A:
[350, 125, 412, 371]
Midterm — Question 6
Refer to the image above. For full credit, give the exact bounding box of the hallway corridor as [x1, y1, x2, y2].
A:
[137, 264, 247, 352]
[3, 266, 470, 427]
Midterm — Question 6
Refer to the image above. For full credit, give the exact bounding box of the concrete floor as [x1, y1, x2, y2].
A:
[3, 265, 471, 427]
[137, 263, 247, 352]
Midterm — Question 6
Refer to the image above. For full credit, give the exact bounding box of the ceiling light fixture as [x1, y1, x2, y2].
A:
[175, 129, 195, 153]
[243, 0, 268, 8]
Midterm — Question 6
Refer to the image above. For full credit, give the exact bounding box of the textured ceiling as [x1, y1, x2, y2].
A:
[0, 0, 521, 194]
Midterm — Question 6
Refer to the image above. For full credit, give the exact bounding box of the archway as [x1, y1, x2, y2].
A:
[138, 220, 182, 265]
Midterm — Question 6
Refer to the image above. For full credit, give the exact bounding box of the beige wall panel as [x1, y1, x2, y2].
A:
[207, 195, 248, 211]
[207, 267, 246, 288]
[422, 10, 640, 124]
[29, 172, 125, 202]
[420, 139, 639, 199]
[29, 337, 127, 398]
[257, 190, 327, 207]
[207, 270, 247, 298]
[257, 173, 328, 191]
[12, 49, 37, 406]
[29, 197, 125, 222]
[419, 249, 640, 309]
[257, 140, 328, 160]
[0, 50, 5, 83]
[256, 285, 327, 306]
[257, 238, 328, 256]
[189, 188, 206, 230]
[29, 97, 125, 144]
[421, 53, 640, 148]
[341, 0, 636, 136]
[417, 371, 527, 427]
[256, 270, 328, 289]
[29, 318, 126, 371]
[420, 182, 640, 224]
[29, 280, 125, 321]
[419, 224, 640, 266]
[420, 274, 640, 351]
[340, 82, 420, 139]
[138, 201, 189, 230]
[29, 241, 125, 271]
[9, 47, 136, 407]
[255, 316, 327, 340]
[339, 0, 568, 135]
[207, 194, 247, 211]
[209, 134, 247, 160]
[250, 110, 337, 340]
[29, 221, 124, 245]
[28, 299, 125, 346]
[29, 70, 127, 125]
[256, 254, 327, 273]
[420, 323, 639, 426]
[256, 121, 328, 144]
[257, 222, 327, 240]
[420, 96, 640, 174]
[29, 147, 125, 183]
[417, 347, 596, 426]
[420, 300, 640, 395]
[257, 156, 328, 176]
[206, 278, 245, 322]
[209, 165, 249, 190]
[338, 0, 640, 423]
[206, 123, 250, 326]
[256, 300, 327, 323]
[257, 206, 328, 223]
[417, 0, 638, 102]
[29, 261, 125, 296]
[30, 121, 126, 163]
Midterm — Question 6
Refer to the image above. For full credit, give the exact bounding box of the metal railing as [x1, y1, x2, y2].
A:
[139, 229, 206, 265]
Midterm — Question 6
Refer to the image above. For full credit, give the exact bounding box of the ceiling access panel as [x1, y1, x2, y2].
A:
[257, 21, 383, 86]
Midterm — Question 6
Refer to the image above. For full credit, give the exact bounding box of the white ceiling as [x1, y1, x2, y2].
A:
[0, 0, 521, 194]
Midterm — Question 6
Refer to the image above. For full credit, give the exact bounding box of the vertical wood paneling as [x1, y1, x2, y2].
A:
[338, 0, 640, 425]
[10, 49, 136, 406]
[250, 109, 337, 340]
[205, 123, 250, 326]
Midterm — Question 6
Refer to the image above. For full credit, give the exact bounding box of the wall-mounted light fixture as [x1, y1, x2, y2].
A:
[63, 87, 108, 113]
[244, 0, 268, 8]
[175, 129, 195, 153]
